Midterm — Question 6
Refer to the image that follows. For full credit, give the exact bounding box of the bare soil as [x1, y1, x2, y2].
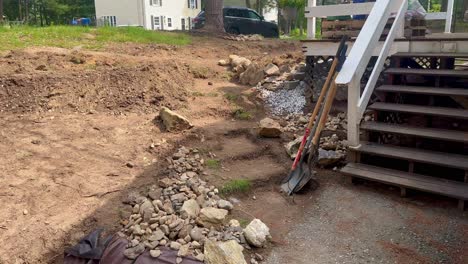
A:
[0, 35, 466, 264]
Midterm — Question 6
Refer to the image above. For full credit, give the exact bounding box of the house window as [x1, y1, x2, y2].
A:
[189, 0, 197, 9]
[153, 16, 160, 29]
[151, 0, 162, 6]
[167, 18, 172, 28]
[103, 16, 116, 27]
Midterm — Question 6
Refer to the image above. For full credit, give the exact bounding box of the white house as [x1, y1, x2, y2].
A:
[95, 0, 201, 31]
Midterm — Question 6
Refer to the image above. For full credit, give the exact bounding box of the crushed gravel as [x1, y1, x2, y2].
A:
[257, 82, 307, 116]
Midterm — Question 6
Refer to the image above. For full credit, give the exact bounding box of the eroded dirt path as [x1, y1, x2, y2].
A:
[0, 37, 304, 263]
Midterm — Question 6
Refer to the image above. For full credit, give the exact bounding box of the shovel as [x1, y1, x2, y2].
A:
[281, 36, 348, 195]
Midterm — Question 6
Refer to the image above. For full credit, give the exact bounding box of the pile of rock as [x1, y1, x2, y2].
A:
[120, 147, 270, 263]
[282, 113, 349, 167]
[223, 34, 264, 42]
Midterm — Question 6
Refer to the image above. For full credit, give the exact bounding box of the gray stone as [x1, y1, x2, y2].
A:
[258, 118, 282, 138]
[159, 107, 194, 132]
[243, 219, 271, 247]
[204, 240, 247, 264]
[239, 63, 265, 86]
[281, 80, 300, 90]
[285, 137, 302, 159]
[170, 241, 181, 250]
[123, 244, 145, 260]
[264, 63, 280, 76]
[178, 244, 190, 257]
[148, 188, 162, 200]
[190, 227, 204, 242]
[149, 229, 165, 241]
[217, 199, 234, 210]
[149, 249, 161, 258]
[180, 199, 200, 218]
[317, 148, 345, 167]
[198, 208, 228, 227]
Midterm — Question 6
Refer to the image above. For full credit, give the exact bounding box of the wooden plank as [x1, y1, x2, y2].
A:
[360, 121, 468, 143]
[385, 68, 468, 77]
[393, 52, 468, 58]
[375, 85, 468, 97]
[342, 163, 468, 200]
[305, 2, 375, 18]
[368, 102, 468, 119]
[355, 142, 468, 170]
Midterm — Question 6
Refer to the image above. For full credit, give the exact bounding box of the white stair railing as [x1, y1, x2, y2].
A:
[334, 0, 408, 147]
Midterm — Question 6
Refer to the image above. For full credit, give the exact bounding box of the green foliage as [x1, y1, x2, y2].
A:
[205, 159, 221, 169]
[224, 93, 239, 102]
[0, 26, 191, 51]
[220, 179, 252, 195]
[232, 108, 253, 120]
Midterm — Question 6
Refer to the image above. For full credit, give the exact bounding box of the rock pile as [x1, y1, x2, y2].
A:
[120, 147, 270, 262]
[283, 113, 349, 167]
[223, 34, 264, 42]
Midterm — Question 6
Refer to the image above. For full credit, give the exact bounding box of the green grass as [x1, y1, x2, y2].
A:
[205, 159, 221, 169]
[238, 219, 249, 228]
[224, 93, 239, 102]
[220, 179, 252, 195]
[232, 108, 253, 120]
[0, 25, 191, 51]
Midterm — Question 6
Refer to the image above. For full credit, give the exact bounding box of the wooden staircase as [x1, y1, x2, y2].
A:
[341, 52, 468, 210]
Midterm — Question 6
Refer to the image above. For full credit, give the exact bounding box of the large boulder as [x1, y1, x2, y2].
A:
[239, 63, 265, 86]
[180, 199, 200, 218]
[159, 107, 193, 132]
[229, 55, 251, 68]
[258, 118, 282, 138]
[264, 63, 280, 76]
[204, 240, 247, 264]
[243, 219, 271, 247]
[198, 207, 228, 227]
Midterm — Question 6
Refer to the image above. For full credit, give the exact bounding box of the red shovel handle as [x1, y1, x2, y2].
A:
[291, 128, 310, 170]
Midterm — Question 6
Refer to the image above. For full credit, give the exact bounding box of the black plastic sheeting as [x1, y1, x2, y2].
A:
[64, 230, 203, 264]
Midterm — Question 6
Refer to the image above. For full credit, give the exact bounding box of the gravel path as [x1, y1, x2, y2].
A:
[257, 83, 306, 116]
[266, 171, 468, 264]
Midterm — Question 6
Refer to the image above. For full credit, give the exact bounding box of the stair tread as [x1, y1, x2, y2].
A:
[342, 163, 468, 200]
[376, 85, 468, 97]
[368, 102, 468, 119]
[393, 52, 468, 58]
[355, 142, 468, 170]
[384, 68, 468, 77]
[361, 122, 468, 143]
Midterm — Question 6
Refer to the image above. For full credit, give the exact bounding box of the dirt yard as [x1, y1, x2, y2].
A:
[0, 35, 466, 264]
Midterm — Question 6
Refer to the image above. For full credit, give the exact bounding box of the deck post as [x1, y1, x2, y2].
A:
[444, 0, 454, 33]
[307, 0, 317, 39]
[347, 77, 361, 147]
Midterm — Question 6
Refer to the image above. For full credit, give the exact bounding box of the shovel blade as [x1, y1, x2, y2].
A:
[281, 162, 311, 195]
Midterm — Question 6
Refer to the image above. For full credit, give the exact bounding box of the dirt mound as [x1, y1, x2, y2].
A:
[0, 51, 194, 114]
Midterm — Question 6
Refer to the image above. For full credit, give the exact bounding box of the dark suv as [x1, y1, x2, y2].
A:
[193, 7, 279, 38]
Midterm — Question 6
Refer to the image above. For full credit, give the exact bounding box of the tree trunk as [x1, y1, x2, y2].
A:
[0, 0, 4, 22]
[205, 0, 224, 33]
[245, 0, 251, 8]
[256, 0, 260, 13]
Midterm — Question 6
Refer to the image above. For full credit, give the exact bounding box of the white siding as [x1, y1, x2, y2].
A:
[95, 0, 144, 27]
[144, 0, 201, 31]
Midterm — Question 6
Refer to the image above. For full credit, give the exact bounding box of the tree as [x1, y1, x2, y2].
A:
[205, 0, 224, 33]
[0, 0, 4, 21]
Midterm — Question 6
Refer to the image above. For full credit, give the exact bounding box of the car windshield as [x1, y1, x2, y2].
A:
[247, 11, 261, 20]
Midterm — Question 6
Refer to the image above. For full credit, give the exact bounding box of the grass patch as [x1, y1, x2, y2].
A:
[220, 179, 252, 195]
[232, 108, 253, 120]
[205, 159, 221, 169]
[0, 25, 191, 51]
[224, 93, 239, 102]
[190, 66, 211, 79]
[206, 92, 219, 97]
[238, 219, 250, 228]
[192, 91, 205, 97]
